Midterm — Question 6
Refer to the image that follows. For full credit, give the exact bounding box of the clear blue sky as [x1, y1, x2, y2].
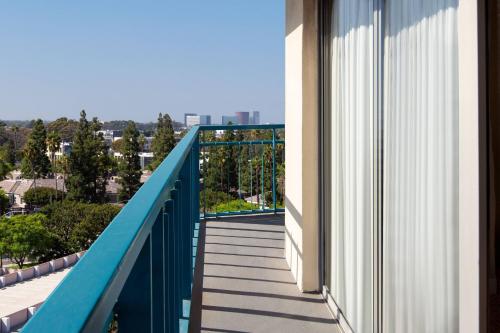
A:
[0, 1, 284, 124]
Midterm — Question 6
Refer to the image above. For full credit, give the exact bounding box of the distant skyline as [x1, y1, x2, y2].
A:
[0, 1, 285, 124]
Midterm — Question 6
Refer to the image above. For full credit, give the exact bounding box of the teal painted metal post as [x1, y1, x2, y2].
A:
[164, 200, 177, 333]
[272, 129, 277, 213]
[116, 236, 152, 333]
[188, 150, 194, 276]
[202, 132, 206, 219]
[180, 163, 191, 299]
[238, 143, 241, 200]
[171, 187, 181, 333]
[152, 212, 165, 333]
[193, 138, 200, 265]
[261, 145, 264, 211]
[249, 144, 253, 210]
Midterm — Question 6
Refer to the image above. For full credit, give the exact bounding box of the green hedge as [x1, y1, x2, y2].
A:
[213, 199, 258, 213]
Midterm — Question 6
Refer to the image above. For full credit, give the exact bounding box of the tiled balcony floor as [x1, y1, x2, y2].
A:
[190, 215, 339, 333]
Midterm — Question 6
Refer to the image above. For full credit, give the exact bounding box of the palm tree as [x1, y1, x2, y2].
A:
[58, 155, 69, 200]
[46, 131, 61, 200]
[12, 125, 19, 164]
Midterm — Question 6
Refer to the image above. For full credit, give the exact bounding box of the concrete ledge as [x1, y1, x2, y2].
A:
[49, 258, 64, 272]
[63, 254, 77, 268]
[0, 273, 18, 288]
[0, 317, 10, 333]
[0, 302, 42, 333]
[34, 262, 50, 277]
[1, 251, 85, 288]
[16, 267, 35, 282]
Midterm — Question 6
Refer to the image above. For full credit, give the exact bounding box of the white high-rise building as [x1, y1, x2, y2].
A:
[186, 115, 201, 127]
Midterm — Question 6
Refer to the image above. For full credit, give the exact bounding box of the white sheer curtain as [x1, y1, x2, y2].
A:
[383, 1, 459, 332]
[330, 1, 373, 332]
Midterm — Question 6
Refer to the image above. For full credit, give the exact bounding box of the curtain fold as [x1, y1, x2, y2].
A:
[330, 1, 373, 332]
[382, 1, 459, 332]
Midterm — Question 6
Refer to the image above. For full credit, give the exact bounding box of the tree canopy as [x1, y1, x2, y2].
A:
[66, 111, 111, 203]
[71, 204, 121, 250]
[46, 118, 79, 142]
[21, 119, 51, 179]
[118, 121, 142, 202]
[24, 187, 64, 207]
[40, 200, 120, 258]
[0, 214, 51, 268]
[0, 148, 13, 180]
[150, 113, 175, 170]
[0, 189, 9, 215]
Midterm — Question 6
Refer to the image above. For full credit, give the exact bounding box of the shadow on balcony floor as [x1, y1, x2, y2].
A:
[190, 214, 339, 333]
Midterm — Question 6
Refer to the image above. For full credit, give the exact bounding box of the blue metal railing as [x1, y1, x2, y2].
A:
[198, 124, 285, 218]
[22, 124, 284, 333]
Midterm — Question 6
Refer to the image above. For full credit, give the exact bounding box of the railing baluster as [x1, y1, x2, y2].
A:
[193, 139, 200, 271]
[164, 200, 176, 333]
[261, 144, 265, 211]
[180, 161, 191, 332]
[152, 211, 165, 333]
[116, 235, 152, 333]
[272, 128, 277, 213]
[172, 183, 182, 331]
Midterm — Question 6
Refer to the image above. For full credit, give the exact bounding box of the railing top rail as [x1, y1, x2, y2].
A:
[198, 124, 284, 131]
[23, 126, 200, 332]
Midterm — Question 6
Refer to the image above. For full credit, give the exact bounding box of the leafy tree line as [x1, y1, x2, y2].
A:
[0, 202, 120, 268]
[0, 111, 178, 269]
[15, 111, 175, 202]
[102, 119, 183, 134]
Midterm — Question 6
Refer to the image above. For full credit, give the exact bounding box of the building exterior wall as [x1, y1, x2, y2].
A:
[184, 113, 197, 127]
[285, 0, 319, 292]
[221, 116, 238, 125]
[285, 0, 487, 330]
[199, 115, 211, 125]
[252, 111, 260, 125]
[186, 115, 201, 127]
[458, 0, 486, 331]
[235, 112, 250, 125]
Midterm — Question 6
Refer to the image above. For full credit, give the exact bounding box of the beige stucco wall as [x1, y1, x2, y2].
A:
[458, 0, 487, 331]
[284, 0, 319, 292]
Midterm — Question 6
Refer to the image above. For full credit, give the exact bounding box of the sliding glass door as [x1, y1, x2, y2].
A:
[328, 0, 374, 332]
[324, 0, 459, 332]
[382, 1, 459, 332]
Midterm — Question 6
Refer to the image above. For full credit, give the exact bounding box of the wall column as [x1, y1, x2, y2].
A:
[285, 0, 319, 292]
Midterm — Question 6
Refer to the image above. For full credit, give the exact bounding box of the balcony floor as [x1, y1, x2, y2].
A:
[190, 214, 339, 333]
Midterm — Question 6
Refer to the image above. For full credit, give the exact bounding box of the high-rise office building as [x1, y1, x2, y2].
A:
[199, 115, 211, 125]
[184, 113, 197, 126]
[252, 111, 260, 125]
[186, 115, 200, 127]
[235, 112, 250, 125]
[221, 115, 238, 125]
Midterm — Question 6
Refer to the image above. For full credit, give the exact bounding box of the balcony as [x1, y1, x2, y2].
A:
[20, 124, 338, 333]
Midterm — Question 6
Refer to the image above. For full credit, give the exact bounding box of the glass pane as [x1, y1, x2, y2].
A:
[382, 1, 459, 332]
[329, 0, 373, 332]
